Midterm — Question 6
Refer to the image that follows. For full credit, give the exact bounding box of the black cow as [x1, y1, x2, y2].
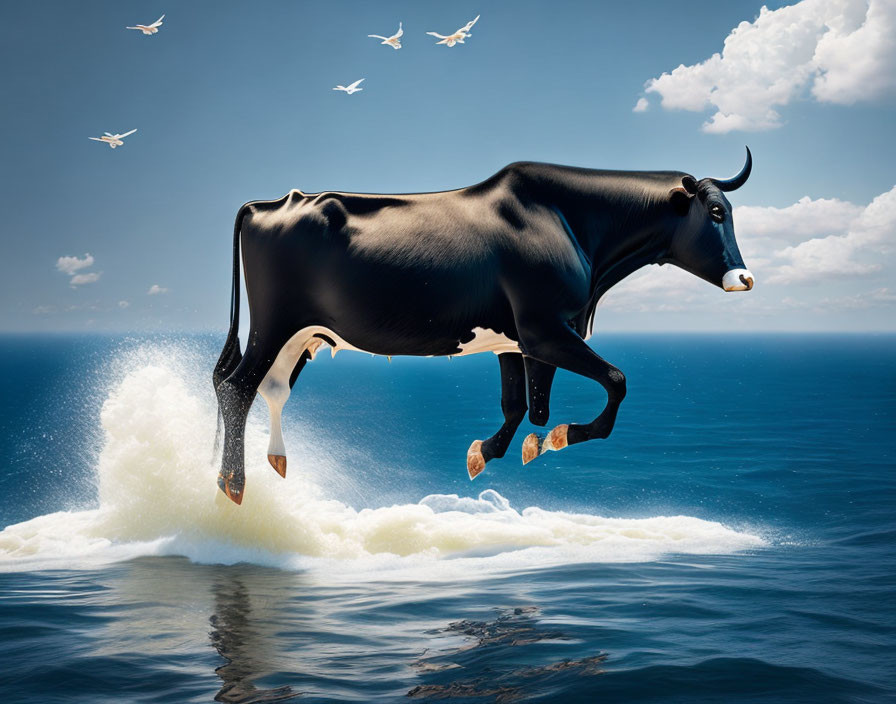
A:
[213, 149, 755, 504]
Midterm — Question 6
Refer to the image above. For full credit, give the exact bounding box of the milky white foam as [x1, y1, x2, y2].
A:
[0, 346, 765, 577]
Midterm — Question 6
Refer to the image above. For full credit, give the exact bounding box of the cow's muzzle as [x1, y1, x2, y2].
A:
[722, 269, 754, 291]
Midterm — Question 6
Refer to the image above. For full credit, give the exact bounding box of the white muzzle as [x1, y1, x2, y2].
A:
[722, 269, 754, 291]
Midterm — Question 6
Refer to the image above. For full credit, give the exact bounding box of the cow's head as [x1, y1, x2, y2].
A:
[665, 148, 754, 292]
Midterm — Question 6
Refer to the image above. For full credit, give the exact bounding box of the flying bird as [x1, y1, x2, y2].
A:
[89, 129, 137, 149]
[126, 15, 165, 35]
[426, 15, 479, 47]
[333, 79, 365, 95]
[368, 22, 403, 49]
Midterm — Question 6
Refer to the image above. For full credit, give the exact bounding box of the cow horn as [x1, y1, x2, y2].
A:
[711, 147, 752, 192]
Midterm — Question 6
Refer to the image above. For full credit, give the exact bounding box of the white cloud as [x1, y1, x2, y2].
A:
[641, 0, 896, 133]
[767, 185, 896, 283]
[69, 272, 101, 286]
[56, 253, 101, 286]
[774, 234, 882, 281]
[811, 0, 896, 104]
[118, 300, 130, 308]
[56, 254, 94, 276]
[870, 287, 896, 302]
[601, 265, 704, 313]
[779, 287, 896, 311]
[632, 97, 649, 113]
[735, 196, 863, 243]
[147, 284, 168, 295]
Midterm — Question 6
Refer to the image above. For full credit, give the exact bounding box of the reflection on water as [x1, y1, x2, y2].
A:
[201, 567, 610, 703]
[209, 575, 300, 703]
[2, 554, 886, 703]
[408, 606, 607, 701]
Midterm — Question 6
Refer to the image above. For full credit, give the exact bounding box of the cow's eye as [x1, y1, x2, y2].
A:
[710, 204, 725, 222]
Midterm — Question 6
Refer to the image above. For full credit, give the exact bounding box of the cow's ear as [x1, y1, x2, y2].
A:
[682, 175, 698, 194]
[669, 187, 693, 216]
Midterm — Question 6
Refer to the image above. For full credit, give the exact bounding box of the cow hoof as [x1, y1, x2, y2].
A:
[268, 454, 287, 478]
[522, 433, 542, 465]
[217, 473, 244, 505]
[467, 440, 486, 480]
[541, 424, 570, 454]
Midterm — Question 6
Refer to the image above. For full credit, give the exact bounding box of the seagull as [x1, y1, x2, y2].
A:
[426, 15, 479, 47]
[89, 129, 137, 149]
[368, 22, 403, 49]
[333, 79, 365, 95]
[126, 15, 165, 35]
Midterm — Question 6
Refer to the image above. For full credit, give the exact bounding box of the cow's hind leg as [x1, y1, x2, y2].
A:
[212, 335, 243, 463]
[467, 353, 527, 479]
[257, 347, 311, 478]
[216, 332, 283, 504]
[517, 320, 626, 460]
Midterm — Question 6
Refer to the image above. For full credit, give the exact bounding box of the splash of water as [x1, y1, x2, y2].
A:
[0, 346, 765, 576]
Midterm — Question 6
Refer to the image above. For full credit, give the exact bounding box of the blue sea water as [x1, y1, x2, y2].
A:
[0, 333, 893, 703]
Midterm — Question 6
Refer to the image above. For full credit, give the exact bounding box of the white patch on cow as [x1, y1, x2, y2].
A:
[258, 325, 521, 454]
[456, 327, 521, 356]
[257, 326, 367, 459]
[722, 268, 755, 292]
[256, 355, 291, 459]
[585, 309, 596, 340]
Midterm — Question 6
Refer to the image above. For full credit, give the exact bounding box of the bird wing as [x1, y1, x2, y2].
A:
[89, 137, 103, 141]
[126, 25, 141, 30]
[117, 129, 137, 139]
[151, 15, 164, 27]
[394, 23, 403, 39]
[346, 79, 365, 90]
[368, 34, 388, 40]
[426, 31, 448, 39]
[104, 132, 113, 136]
[458, 15, 480, 33]
[333, 86, 345, 91]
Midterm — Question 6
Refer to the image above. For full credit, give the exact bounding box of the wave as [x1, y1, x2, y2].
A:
[0, 344, 765, 576]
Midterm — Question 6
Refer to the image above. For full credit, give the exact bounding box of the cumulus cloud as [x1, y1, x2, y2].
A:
[70, 272, 102, 285]
[779, 287, 896, 311]
[600, 264, 705, 313]
[56, 254, 94, 276]
[639, 0, 896, 133]
[811, 0, 896, 103]
[768, 185, 896, 283]
[632, 97, 649, 113]
[56, 253, 101, 286]
[735, 196, 863, 243]
[147, 284, 168, 295]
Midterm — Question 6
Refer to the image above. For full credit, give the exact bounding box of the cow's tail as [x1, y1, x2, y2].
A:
[213, 204, 249, 460]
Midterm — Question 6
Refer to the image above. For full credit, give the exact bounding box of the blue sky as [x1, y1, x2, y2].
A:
[1, 0, 894, 332]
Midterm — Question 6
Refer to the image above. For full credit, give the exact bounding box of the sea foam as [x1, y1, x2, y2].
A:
[0, 345, 765, 576]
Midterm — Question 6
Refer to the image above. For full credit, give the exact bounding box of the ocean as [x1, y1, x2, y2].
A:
[0, 333, 893, 703]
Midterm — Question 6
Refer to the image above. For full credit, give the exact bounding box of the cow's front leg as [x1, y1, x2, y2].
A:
[524, 358, 556, 427]
[517, 320, 626, 460]
[467, 353, 527, 479]
[521, 359, 556, 464]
